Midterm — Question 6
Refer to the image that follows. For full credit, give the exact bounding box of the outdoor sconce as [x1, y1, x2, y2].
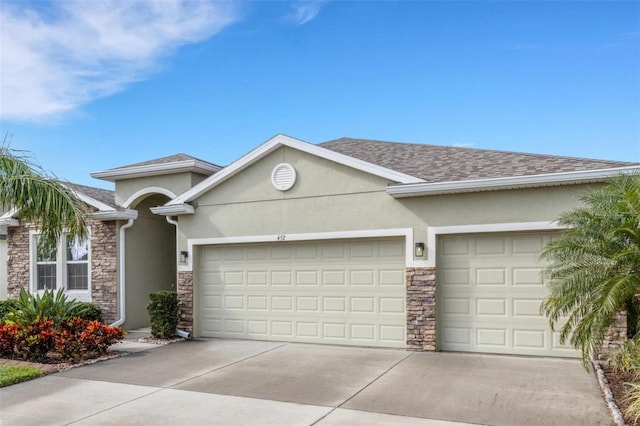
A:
[180, 251, 188, 263]
[415, 242, 425, 257]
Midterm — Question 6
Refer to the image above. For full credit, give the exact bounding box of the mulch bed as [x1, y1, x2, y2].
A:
[603, 365, 638, 425]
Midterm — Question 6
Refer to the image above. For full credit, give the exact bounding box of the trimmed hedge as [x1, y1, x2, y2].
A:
[73, 303, 104, 323]
[147, 291, 179, 339]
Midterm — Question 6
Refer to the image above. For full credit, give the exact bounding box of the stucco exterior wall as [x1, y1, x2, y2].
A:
[176, 146, 595, 254]
[124, 194, 176, 329]
[115, 172, 208, 207]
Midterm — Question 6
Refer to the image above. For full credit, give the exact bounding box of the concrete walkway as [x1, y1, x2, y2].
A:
[0, 338, 610, 426]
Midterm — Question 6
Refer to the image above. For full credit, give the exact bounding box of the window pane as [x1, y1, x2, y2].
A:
[37, 264, 56, 290]
[67, 264, 88, 290]
[36, 237, 56, 262]
[67, 236, 88, 261]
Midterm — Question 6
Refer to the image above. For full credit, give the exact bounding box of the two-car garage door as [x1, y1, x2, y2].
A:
[198, 238, 407, 348]
[437, 232, 578, 358]
[197, 232, 577, 358]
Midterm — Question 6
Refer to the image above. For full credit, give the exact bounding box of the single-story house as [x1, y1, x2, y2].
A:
[2, 134, 638, 358]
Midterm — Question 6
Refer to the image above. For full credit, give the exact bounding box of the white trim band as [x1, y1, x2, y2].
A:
[184, 228, 430, 271]
[387, 166, 640, 197]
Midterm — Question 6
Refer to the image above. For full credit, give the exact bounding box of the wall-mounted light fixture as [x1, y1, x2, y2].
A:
[415, 242, 425, 257]
[180, 251, 189, 263]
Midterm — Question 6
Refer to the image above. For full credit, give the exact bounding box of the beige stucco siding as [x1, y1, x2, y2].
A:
[115, 172, 209, 207]
[176, 147, 596, 254]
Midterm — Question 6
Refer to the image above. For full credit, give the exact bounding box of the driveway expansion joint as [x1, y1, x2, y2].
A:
[167, 341, 290, 389]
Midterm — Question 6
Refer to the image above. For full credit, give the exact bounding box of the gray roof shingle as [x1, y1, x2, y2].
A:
[109, 153, 221, 170]
[66, 183, 117, 209]
[320, 137, 638, 183]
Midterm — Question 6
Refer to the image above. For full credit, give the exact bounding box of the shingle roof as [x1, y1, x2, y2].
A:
[66, 183, 117, 209]
[109, 153, 221, 170]
[320, 138, 638, 183]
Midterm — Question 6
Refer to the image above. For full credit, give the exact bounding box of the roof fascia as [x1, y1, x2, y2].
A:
[91, 159, 222, 182]
[0, 208, 19, 226]
[89, 209, 138, 221]
[168, 134, 424, 206]
[386, 166, 640, 198]
[74, 191, 115, 212]
[150, 204, 195, 216]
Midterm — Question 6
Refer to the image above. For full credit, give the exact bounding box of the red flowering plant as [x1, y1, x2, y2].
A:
[0, 290, 125, 363]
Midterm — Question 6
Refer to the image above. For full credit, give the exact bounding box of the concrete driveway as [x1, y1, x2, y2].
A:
[0, 339, 610, 426]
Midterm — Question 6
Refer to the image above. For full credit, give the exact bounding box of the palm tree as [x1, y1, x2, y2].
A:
[541, 172, 640, 364]
[0, 135, 87, 249]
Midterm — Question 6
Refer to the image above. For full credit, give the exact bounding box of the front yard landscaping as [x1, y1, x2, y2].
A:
[0, 289, 125, 365]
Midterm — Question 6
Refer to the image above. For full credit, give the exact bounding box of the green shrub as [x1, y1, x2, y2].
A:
[611, 337, 640, 378]
[72, 303, 103, 322]
[9, 289, 80, 326]
[0, 300, 19, 322]
[147, 291, 178, 339]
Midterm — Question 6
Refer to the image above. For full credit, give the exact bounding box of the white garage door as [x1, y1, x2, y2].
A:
[437, 232, 578, 358]
[199, 238, 407, 348]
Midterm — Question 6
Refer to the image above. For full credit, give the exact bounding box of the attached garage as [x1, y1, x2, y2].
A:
[198, 238, 407, 348]
[437, 232, 578, 358]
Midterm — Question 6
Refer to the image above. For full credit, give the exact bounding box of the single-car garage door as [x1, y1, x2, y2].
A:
[198, 238, 406, 348]
[437, 232, 578, 358]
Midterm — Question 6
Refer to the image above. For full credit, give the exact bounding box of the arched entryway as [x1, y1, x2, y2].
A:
[124, 193, 176, 329]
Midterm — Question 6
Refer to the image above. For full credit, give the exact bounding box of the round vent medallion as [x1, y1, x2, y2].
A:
[271, 163, 297, 191]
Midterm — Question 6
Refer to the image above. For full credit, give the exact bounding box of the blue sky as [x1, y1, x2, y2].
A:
[1, 1, 639, 189]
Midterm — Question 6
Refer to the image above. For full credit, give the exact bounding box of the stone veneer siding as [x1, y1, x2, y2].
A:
[89, 221, 117, 323]
[177, 271, 194, 333]
[595, 310, 628, 362]
[6, 219, 118, 323]
[406, 267, 436, 351]
[6, 225, 29, 299]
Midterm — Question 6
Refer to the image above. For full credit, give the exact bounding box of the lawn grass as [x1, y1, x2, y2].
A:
[0, 364, 46, 387]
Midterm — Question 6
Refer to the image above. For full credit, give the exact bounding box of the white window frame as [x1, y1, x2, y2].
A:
[29, 231, 92, 302]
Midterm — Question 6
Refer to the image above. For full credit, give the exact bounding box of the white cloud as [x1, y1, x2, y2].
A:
[287, 1, 325, 26]
[0, 0, 240, 122]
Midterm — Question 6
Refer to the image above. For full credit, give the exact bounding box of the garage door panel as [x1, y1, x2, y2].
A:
[513, 268, 544, 286]
[476, 299, 507, 316]
[476, 238, 507, 255]
[323, 270, 346, 285]
[476, 268, 506, 286]
[380, 270, 404, 286]
[477, 328, 507, 347]
[199, 239, 406, 348]
[442, 298, 471, 315]
[441, 268, 470, 285]
[513, 298, 544, 317]
[438, 233, 578, 358]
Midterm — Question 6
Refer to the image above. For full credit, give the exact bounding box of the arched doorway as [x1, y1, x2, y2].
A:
[124, 193, 176, 329]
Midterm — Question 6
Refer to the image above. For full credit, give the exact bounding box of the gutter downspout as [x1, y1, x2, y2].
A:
[166, 216, 192, 339]
[110, 218, 135, 327]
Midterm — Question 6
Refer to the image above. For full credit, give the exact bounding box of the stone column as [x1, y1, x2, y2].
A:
[177, 271, 194, 333]
[406, 267, 436, 351]
[90, 220, 118, 324]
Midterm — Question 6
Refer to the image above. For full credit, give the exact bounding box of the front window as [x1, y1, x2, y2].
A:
[66, 236, 89, 290]
[36, 237, 57, 290]
[32, 234, 90, 293]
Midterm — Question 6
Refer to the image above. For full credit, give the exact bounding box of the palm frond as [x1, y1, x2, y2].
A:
[0, 134, 88, 247]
